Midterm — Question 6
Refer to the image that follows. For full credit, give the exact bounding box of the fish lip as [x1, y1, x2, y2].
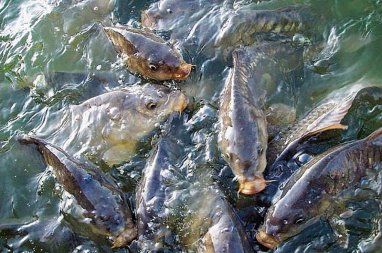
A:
[141, 11, 158, 28]
[238, 176, 267, 195]
[256, 229, 281, 249]
[111, 227, 138, 248]
[172, 63, 192, 80]
[172, 92, 189, 112]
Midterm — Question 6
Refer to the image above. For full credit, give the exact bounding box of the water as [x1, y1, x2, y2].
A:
[1, 0, 382, 252]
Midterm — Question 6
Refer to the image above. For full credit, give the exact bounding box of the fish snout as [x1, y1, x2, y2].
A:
[173, 63, 192, 80]
[112, 226, 138, 248]
[265, 222, 282, 237]
[141, 10, 159, 28]
[238, 176, 267, 195]
[256, 229, 280, 249]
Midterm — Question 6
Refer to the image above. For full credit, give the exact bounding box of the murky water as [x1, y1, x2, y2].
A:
[1, 0, 382, 252]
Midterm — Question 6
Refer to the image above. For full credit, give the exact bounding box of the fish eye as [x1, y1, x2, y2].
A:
[166, 8, 172, 14]
[295, 216, 305, 225]
[146, 101, 158, 110]
[149, 64, 158, 71]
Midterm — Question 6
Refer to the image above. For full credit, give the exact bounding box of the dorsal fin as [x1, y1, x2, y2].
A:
[302, 93, 356, 138]
[103, 27, 137, 55]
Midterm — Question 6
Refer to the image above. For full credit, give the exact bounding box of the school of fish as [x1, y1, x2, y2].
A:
[3, 0, 382, 252]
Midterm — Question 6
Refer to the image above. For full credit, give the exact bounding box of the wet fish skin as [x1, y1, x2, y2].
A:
[103, 25, 192, 81]
[215, 6, 310, 48]
[135, 138, 177, 252]
[141, 0, 224, 29]
[194, 190, 254, 253]
[256, 127, 382, 249]
[218, 48, 268, 195]
[35, 83, 188, 166]
[265, 85, 380, 196]
[18, 136, 137, 248]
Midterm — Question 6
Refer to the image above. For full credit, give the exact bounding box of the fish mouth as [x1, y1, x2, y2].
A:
[141, 11, 158, 28]
[172, 63, 192, 80]
[111, 227, 137, 248]
[172, 91, 189, 112]
[256, 229, 280, 249]
[238, 176, 267, 195]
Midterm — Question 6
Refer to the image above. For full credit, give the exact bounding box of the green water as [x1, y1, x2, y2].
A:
[1, 0, 382, 252]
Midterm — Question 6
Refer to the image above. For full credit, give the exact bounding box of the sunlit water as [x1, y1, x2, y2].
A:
[1, 0, 382, 252]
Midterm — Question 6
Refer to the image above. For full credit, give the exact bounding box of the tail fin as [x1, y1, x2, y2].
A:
[17, 134, 45, 146]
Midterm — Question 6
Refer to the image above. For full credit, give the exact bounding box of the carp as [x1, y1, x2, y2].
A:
[218, 48, 268, 195]
[256, 127, 382, 249]
[33, 83, 188, 166]
[103, 25, 192, 81]
[18, 136, 137, 248]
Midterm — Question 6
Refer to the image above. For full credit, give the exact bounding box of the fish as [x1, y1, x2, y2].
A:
[214, 6, 312, 49]
[135, 136, 181, 252]
[192, 189, 254, 253]
[141, 0, 224, 30]
[218, 48, 268, 195]
[18, 136, 137, 248]
[103, 25, 192, 81]
[137, 113, 252, 252]
[256, 127, 382, 249]
[33, 83, 188, 166]
[265, 85, 380, 191]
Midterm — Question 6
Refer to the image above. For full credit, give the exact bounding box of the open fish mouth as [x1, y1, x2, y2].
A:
[256, 229, 280, 249]
[172, 63, 193, 80]
[141, 11, 158, 28]
[238, 176, 267, 195]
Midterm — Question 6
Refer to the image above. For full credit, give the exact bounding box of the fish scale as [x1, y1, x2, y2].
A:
[218, 47, 268, 195]
[257, 127, 382, 249]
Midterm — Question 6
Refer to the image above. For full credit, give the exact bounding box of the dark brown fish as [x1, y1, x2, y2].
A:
[18, 136, 137, 248]
[103, 25, 192, 81]
[218, 48, 268, 195]
[256, 127, 382, 249]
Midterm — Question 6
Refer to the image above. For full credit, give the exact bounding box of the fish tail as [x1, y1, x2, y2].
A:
[17, 134, 44, 146]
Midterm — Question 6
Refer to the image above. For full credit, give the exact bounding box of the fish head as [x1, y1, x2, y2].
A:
[257, 180, 330, 248]
[86, 206, 137, 248]
[220, 126, 268, 195]
[100, 84, 187, 154]
[132, 83, 188, 117]
[255, 207, 308, 249]
[111, 225, 138, 248]
[126, 46, 192, 81]
[125, 55, 192, 81]
[104, 26, 192, 81]
[119, 84, 187, 135]
[141, 0, 192, 29]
